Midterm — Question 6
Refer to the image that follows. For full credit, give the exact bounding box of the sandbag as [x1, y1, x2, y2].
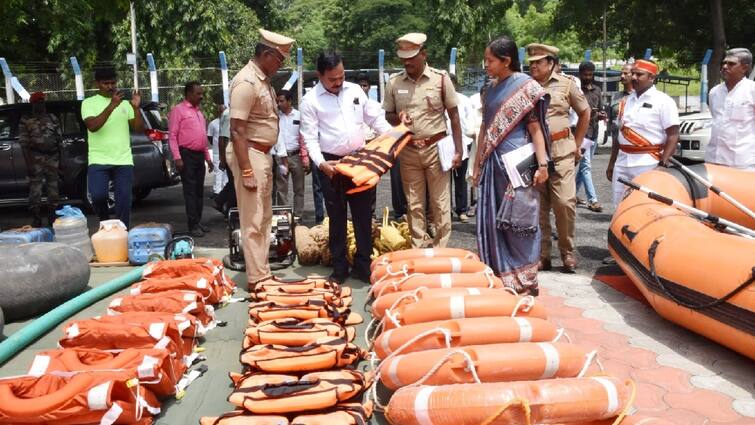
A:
[295, 226, 320, 266]
[0, 243, 90, 321]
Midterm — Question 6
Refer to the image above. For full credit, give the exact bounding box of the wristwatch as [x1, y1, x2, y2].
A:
[538, 163, 548, 168]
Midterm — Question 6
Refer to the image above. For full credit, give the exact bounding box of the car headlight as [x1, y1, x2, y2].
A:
[692, 120, 713, 131]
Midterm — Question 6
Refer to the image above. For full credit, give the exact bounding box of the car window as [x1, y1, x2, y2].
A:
[0, 114, 11, 139]
[146, 109, 167, 131]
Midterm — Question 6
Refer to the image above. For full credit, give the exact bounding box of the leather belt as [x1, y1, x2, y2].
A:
[411, 131, 446, 148]
[550, 128, 571, 142]
[248, 140, 273, 154]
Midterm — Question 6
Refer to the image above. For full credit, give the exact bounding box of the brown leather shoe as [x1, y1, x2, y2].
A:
[537, 257, 552, 271]
[561, 252, 577, 273]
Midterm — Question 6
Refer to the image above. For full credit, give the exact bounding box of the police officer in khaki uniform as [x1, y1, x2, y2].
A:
[228, 29, 295, 289]
[527, 44, 590, 273]
[383, 33, 463, 248]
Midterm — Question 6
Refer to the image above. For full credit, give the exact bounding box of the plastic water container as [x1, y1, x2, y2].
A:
[53, 205, 93, 261]
[0, 226, 54, 245]
[128, 223, 173, 265]
[92, 219, 128, 263]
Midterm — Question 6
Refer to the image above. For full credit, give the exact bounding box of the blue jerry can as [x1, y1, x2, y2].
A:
[0, 226, 54, 245]
[128, 224, 173, 265]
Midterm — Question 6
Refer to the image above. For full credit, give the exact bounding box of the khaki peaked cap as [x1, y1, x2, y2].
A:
[396, 33, 427, 59]
[526, 43, 559, 62]
[258, 28, 295, 59]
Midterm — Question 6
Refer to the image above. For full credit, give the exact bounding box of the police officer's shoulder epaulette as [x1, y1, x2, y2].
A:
[388, 71, 405, 80]
[242, 76, 257, 86]
[427, 67, 448, 77]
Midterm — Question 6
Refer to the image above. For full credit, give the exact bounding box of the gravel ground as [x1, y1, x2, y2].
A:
[0, 144, 620, 277]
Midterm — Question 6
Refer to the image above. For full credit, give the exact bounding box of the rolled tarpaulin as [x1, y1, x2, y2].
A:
[0, 266, 144, 366]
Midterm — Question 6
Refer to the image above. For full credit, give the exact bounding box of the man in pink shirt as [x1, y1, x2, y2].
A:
[168, 81, 214, 237]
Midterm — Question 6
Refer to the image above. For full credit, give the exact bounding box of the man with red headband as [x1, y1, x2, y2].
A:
[608, 59, 679, 206]
[19, 91, 62, 227]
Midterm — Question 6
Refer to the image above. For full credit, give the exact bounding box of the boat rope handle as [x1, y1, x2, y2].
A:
[503, 286, 519, 296]
[378, 327, 452, 366]
[368, 271, 423, 300]
[511, 295, 535, 317]
[648, 238, 755, 310]
[551, 328, 568, 342]
[610, 379, 638, 425]
[480, 398, 532, 425]
[577, 350, 604, 378]
[410, 349, 482, 387]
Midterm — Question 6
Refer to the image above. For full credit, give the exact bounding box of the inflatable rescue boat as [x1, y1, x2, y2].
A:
[609, 163, 755, 359]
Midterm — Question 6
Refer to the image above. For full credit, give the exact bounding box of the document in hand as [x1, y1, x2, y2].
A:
[438, 134, 468, 172]
[580, 138, 594, 154]
[500, 143, 537, 188]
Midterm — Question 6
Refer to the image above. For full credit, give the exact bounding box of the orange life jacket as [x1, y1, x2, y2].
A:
[28, 347, 181, 398]
[244, 318, 356, 349]
[227, 370, 373, 415]
[131, 274, 227, 305]
[199, 401, 373, 425]
[250, 275, 337, 293]
[108, 290, 216, 328]
[142, 258, 235, 299]
[252, 285, 352, 308]
[240, 336, 365, 373]
[60, 312, 199, 360]
[334, 125, 413, 194]
[0, 371, 161, 424]
[248, 299, 362, 326]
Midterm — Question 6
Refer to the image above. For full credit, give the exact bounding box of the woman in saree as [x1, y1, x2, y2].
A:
[472, 37, 550, 296]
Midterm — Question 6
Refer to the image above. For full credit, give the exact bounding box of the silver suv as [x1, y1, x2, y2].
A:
[675, 111, 712, 162]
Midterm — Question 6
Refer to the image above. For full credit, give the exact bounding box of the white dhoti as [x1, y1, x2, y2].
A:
[612, 163, 657, 207]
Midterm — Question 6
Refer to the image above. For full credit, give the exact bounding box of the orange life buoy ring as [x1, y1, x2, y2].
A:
[380, 294, 546, 332]
[385, 376, 632, 425]
[370, 257, 488, 284]
[371, 248, 480, 272]
[369, 270, 504, 299]
[378, 342, 595, 390]
[371, 287, 516, 319]
[373, 316, 559, 359]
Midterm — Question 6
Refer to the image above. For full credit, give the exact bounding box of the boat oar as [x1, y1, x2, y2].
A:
[669, 157, 755, 221]
[618, 177, 755, 239]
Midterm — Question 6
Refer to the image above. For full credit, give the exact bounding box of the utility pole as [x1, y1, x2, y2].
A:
[602, 6, 607, 94]
[130, 1, 139, 91]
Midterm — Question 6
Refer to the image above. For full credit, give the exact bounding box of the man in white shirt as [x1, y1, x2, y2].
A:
[447, 75, 474, 223]
[301, 51, 393, 283]
[705, 48, 755, 171]
[271, 90, 308, 219]
[207, 97, 228, 197]
[607, 59, 680, 206]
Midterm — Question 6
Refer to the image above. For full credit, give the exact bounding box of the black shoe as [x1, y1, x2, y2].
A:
[31, 216, 43, 228]
[212, 201, 224, 214]
[328, 272, 348, 284]
[350, 269, 371, 284]
[189, 227, 205, 238]
[197, 223, 210, 233]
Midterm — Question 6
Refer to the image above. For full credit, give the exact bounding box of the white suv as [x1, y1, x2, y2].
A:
[675, 111, 712, 162]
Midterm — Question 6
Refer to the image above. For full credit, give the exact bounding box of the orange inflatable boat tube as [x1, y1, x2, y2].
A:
[609, 163, 755, 359]
[373, 316, 559, 359]
[385, 376, 632, 425]
[371, 248, 480, 272]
